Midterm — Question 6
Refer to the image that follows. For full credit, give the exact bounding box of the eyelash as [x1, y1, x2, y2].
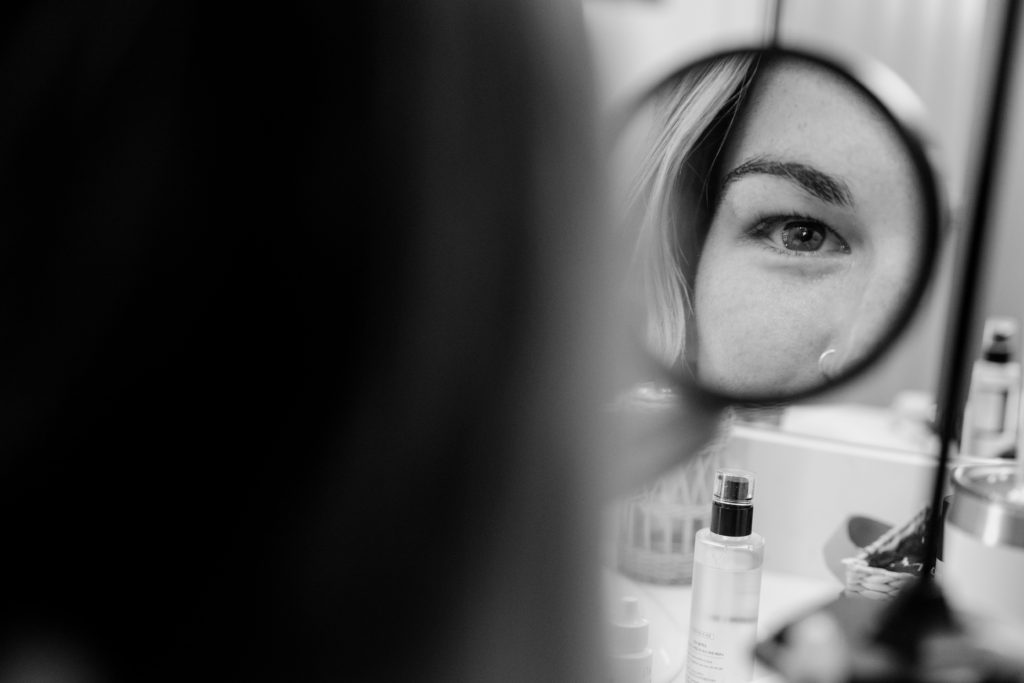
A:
[746, 212, 851, 257]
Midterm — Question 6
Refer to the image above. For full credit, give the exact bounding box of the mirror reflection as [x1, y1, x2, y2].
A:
[613, 49, 939, 401]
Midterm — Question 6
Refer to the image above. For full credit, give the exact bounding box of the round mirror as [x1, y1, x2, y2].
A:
[608, 47, 945, 404]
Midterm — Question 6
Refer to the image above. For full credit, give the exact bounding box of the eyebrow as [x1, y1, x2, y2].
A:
[721, 156, 854, 207]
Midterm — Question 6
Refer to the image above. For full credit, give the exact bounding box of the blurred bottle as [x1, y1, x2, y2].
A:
[961, 316, 1021, 459]
[607, 596, 653, 683]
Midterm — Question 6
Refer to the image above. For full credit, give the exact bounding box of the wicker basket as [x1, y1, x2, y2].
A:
[841, 505, 931, 600]
[604, 382, 729, 584]
[614, 446, 719, 584]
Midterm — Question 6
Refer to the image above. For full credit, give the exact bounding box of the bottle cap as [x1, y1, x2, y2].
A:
[608, 596, 649, 656]
[983, 317, 1017, 362]
[713, 469, 755, 507]
[711, 469, 756, 536]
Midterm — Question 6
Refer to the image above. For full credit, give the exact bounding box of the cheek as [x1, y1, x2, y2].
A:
[840, 241, 918, 362]
[871, 207, 926, 300]
[846, 197, 927, 351]
[693, 248, 849, 394]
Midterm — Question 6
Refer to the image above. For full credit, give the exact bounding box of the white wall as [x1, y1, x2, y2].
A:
[583, 0, 771, 109]
[971, 1, 1024, 370]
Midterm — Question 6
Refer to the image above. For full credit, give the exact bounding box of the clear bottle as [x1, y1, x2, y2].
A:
[685, 469, 764, 683]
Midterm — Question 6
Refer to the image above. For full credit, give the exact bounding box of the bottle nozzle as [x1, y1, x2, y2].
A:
[608, 596, 649, 656]
[713, 469, 755, 506]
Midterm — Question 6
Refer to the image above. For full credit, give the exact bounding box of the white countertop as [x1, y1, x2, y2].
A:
[604, 568, 843, 682]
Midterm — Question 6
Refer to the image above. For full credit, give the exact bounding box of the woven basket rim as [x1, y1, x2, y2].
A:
[841, 555, 919, 582]
[859, 505, 931, 555]
[842, 505, 931, 586]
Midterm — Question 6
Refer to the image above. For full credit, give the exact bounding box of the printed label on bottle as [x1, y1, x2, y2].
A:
[685, 562, 760, 683]
[685, 618, 756, 683]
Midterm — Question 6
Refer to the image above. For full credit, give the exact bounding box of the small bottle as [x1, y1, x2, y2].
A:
[607, 596, 653, 683]
[961, 317, 1021, 458]
[685, 469, 764, 683]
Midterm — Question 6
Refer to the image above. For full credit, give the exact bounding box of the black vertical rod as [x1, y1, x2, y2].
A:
[925, 0, 1021, 576]
[768, 0, 783, 48]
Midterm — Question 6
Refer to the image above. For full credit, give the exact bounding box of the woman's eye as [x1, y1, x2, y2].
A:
[750, 217, 850, 256]
[782, 223, 825, 251]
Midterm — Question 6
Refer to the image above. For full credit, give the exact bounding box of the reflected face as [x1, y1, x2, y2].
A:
[693, 59, 926, 395]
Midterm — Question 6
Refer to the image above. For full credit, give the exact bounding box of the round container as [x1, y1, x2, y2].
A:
[940, 464, 1024, 627]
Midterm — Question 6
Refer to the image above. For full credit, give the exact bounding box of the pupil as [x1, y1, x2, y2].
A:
[783, 223, 824, 251]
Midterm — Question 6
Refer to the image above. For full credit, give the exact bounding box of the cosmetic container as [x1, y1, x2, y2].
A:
[941, 463, 1024, 627]
[961, 317, 1021, 459]
[685, 469, 764, 683]
[607, 596, 653, 683]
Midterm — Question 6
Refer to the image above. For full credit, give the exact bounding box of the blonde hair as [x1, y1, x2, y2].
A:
[626, 55, 758, 370]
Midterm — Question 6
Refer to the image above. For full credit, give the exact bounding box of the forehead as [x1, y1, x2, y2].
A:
[723, 57, 913, 188]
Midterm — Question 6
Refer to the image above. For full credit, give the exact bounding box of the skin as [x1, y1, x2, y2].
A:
[693, 57, 926, 396]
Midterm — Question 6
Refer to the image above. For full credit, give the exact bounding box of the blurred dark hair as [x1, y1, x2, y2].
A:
[0, 1, 608, 681]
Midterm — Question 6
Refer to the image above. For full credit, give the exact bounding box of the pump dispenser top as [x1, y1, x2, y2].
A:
[981, 316, 1016, 363]
[711, 469, 755, 537]
[713, 469, 755, 505]
[985, 330, 1012, 363]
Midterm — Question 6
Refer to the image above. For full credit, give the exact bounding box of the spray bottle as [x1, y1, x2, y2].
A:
[685, 469, 764, 683]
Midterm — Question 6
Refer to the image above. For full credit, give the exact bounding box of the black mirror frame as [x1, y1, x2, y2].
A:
[604, 44, 949, 408]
